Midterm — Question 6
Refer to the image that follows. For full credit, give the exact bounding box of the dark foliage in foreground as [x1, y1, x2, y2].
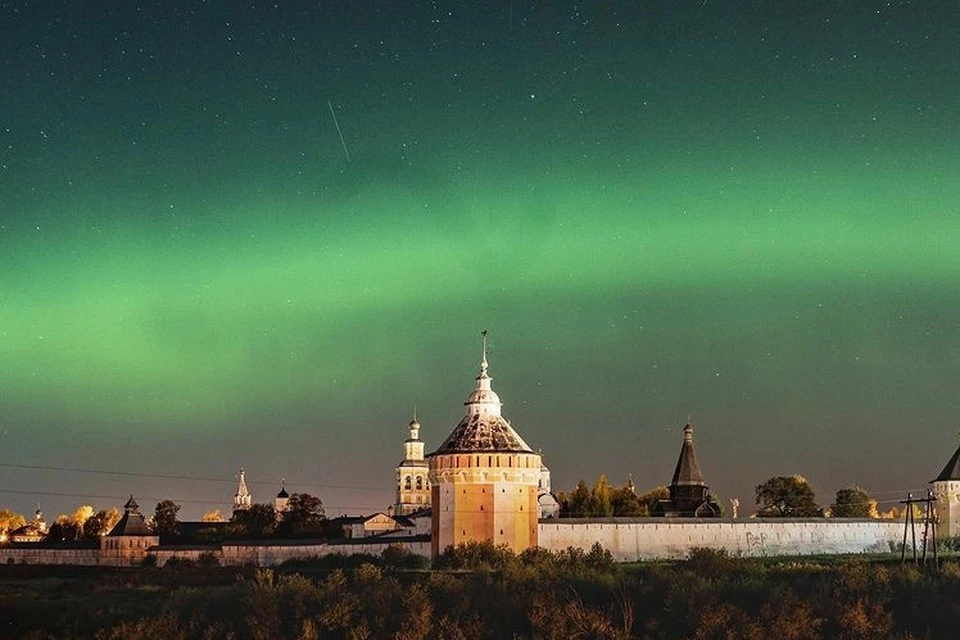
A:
[2, 544, 959, 639]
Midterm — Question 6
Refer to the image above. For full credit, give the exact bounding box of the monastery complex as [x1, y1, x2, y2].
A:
[2, 335, 959, 566]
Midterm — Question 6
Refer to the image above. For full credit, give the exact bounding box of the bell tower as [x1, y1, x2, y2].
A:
[395, 410, 431, 515]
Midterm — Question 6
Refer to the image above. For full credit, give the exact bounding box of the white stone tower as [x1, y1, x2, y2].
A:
[275, 478, 290, 514]
[427, 332, 541, 558]
[931, 442, 960, 538]
[395, 411, 431, 515]
[537, 453, 560, 519]
[234, 468, 252, 511]
[34, 504, 47, 534]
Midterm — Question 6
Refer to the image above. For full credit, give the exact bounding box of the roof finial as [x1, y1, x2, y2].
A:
[480, 329, 489, 374]
[413, 404, 417, 422]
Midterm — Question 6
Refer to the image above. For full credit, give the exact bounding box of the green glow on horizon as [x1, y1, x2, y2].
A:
[2, 156, 957, 427]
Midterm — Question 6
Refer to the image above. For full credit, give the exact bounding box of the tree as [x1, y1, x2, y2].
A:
[232, 504, 278, 537]
[560, 478, 662, 517]
[70, 505, 95, 527]
[0, 508, 26, 535]
[202, 509, 225, 522]
[103, 506, 122, 532]
[278, 493, 326, 537]
[591, 474, 614, 517]
[610, 485, 644, 517]
[82, 510, 107, 540]
[46, 518, 81, 543]
[153, 500, 181, 536]
[755, 475, 822, 517]
[561, 480, 593, 517]
[81, 507, 122, 540]
[635, 486, 669, 516]
[832, 486, 875, 518]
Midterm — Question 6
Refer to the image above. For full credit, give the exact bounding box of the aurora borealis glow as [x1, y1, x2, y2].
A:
[1, 1, 958, 519]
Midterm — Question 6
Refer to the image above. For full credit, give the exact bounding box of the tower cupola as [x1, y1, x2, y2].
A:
[234, 468, 252, 511]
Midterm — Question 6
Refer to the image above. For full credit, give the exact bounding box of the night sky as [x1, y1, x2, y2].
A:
[2, 1, 958, 520]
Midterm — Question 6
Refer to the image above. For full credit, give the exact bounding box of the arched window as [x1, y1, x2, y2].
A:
[404, 476, 412, 490]
[416, 477, 423, 490]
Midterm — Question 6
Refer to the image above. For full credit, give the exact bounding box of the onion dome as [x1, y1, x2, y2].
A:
[429, 331, 533, 455]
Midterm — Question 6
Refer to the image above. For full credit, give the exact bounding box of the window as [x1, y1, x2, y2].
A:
[416, 477, 423, 490]
[404, 476, 412, 490]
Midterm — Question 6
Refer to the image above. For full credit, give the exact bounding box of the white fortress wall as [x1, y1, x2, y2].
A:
[2, 521, 908, 566]
[538, 518, 904, 561]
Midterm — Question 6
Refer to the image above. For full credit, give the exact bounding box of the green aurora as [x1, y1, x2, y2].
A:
[1, 1, 958, 517]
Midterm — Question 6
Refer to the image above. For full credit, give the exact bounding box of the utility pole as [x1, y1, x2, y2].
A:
[900, 491, 939, 572]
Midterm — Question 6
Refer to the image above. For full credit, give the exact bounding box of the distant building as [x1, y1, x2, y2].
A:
[234, 468, 252, 511]
[537, 456, 560, 519]
[654, 423, 721, 517]
[9, 506, 47, 543]
[275, 480, 290, 515]
[932, 441, 960, 538]
[427, 333, 541, 558]
[395, 413, 431, 515]
[327, 509, 430, 540]
[100, 496, 159, 563]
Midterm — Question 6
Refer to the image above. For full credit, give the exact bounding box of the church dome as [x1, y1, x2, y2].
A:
[429, 333, 533, 455]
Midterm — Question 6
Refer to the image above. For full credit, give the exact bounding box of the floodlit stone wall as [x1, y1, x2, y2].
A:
[537, 518, 904, 561]
[153, 539, 433, 567]
[0, 547, 103, 566]
[1, 520, 909, 567]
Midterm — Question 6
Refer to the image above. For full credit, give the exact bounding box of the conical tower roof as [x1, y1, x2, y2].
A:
[932, 442, 960, 482]
[671, 423, 706, 487]
[429, 332, 533, 455]
[107, 495, 153, 536]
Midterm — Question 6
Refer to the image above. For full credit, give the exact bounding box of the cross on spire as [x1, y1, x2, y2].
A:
[480, 329, 489, 374]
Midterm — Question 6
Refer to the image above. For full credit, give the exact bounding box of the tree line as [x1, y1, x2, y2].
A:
[1, 491, 330, 546]
[555, 474, 887, 519]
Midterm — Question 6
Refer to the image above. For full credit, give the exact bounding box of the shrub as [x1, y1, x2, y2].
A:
[381, 543, 429, 570]
[163, 556, 196, 569]
[685, 546, 732, 573]
[436, 540, 515, 571]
